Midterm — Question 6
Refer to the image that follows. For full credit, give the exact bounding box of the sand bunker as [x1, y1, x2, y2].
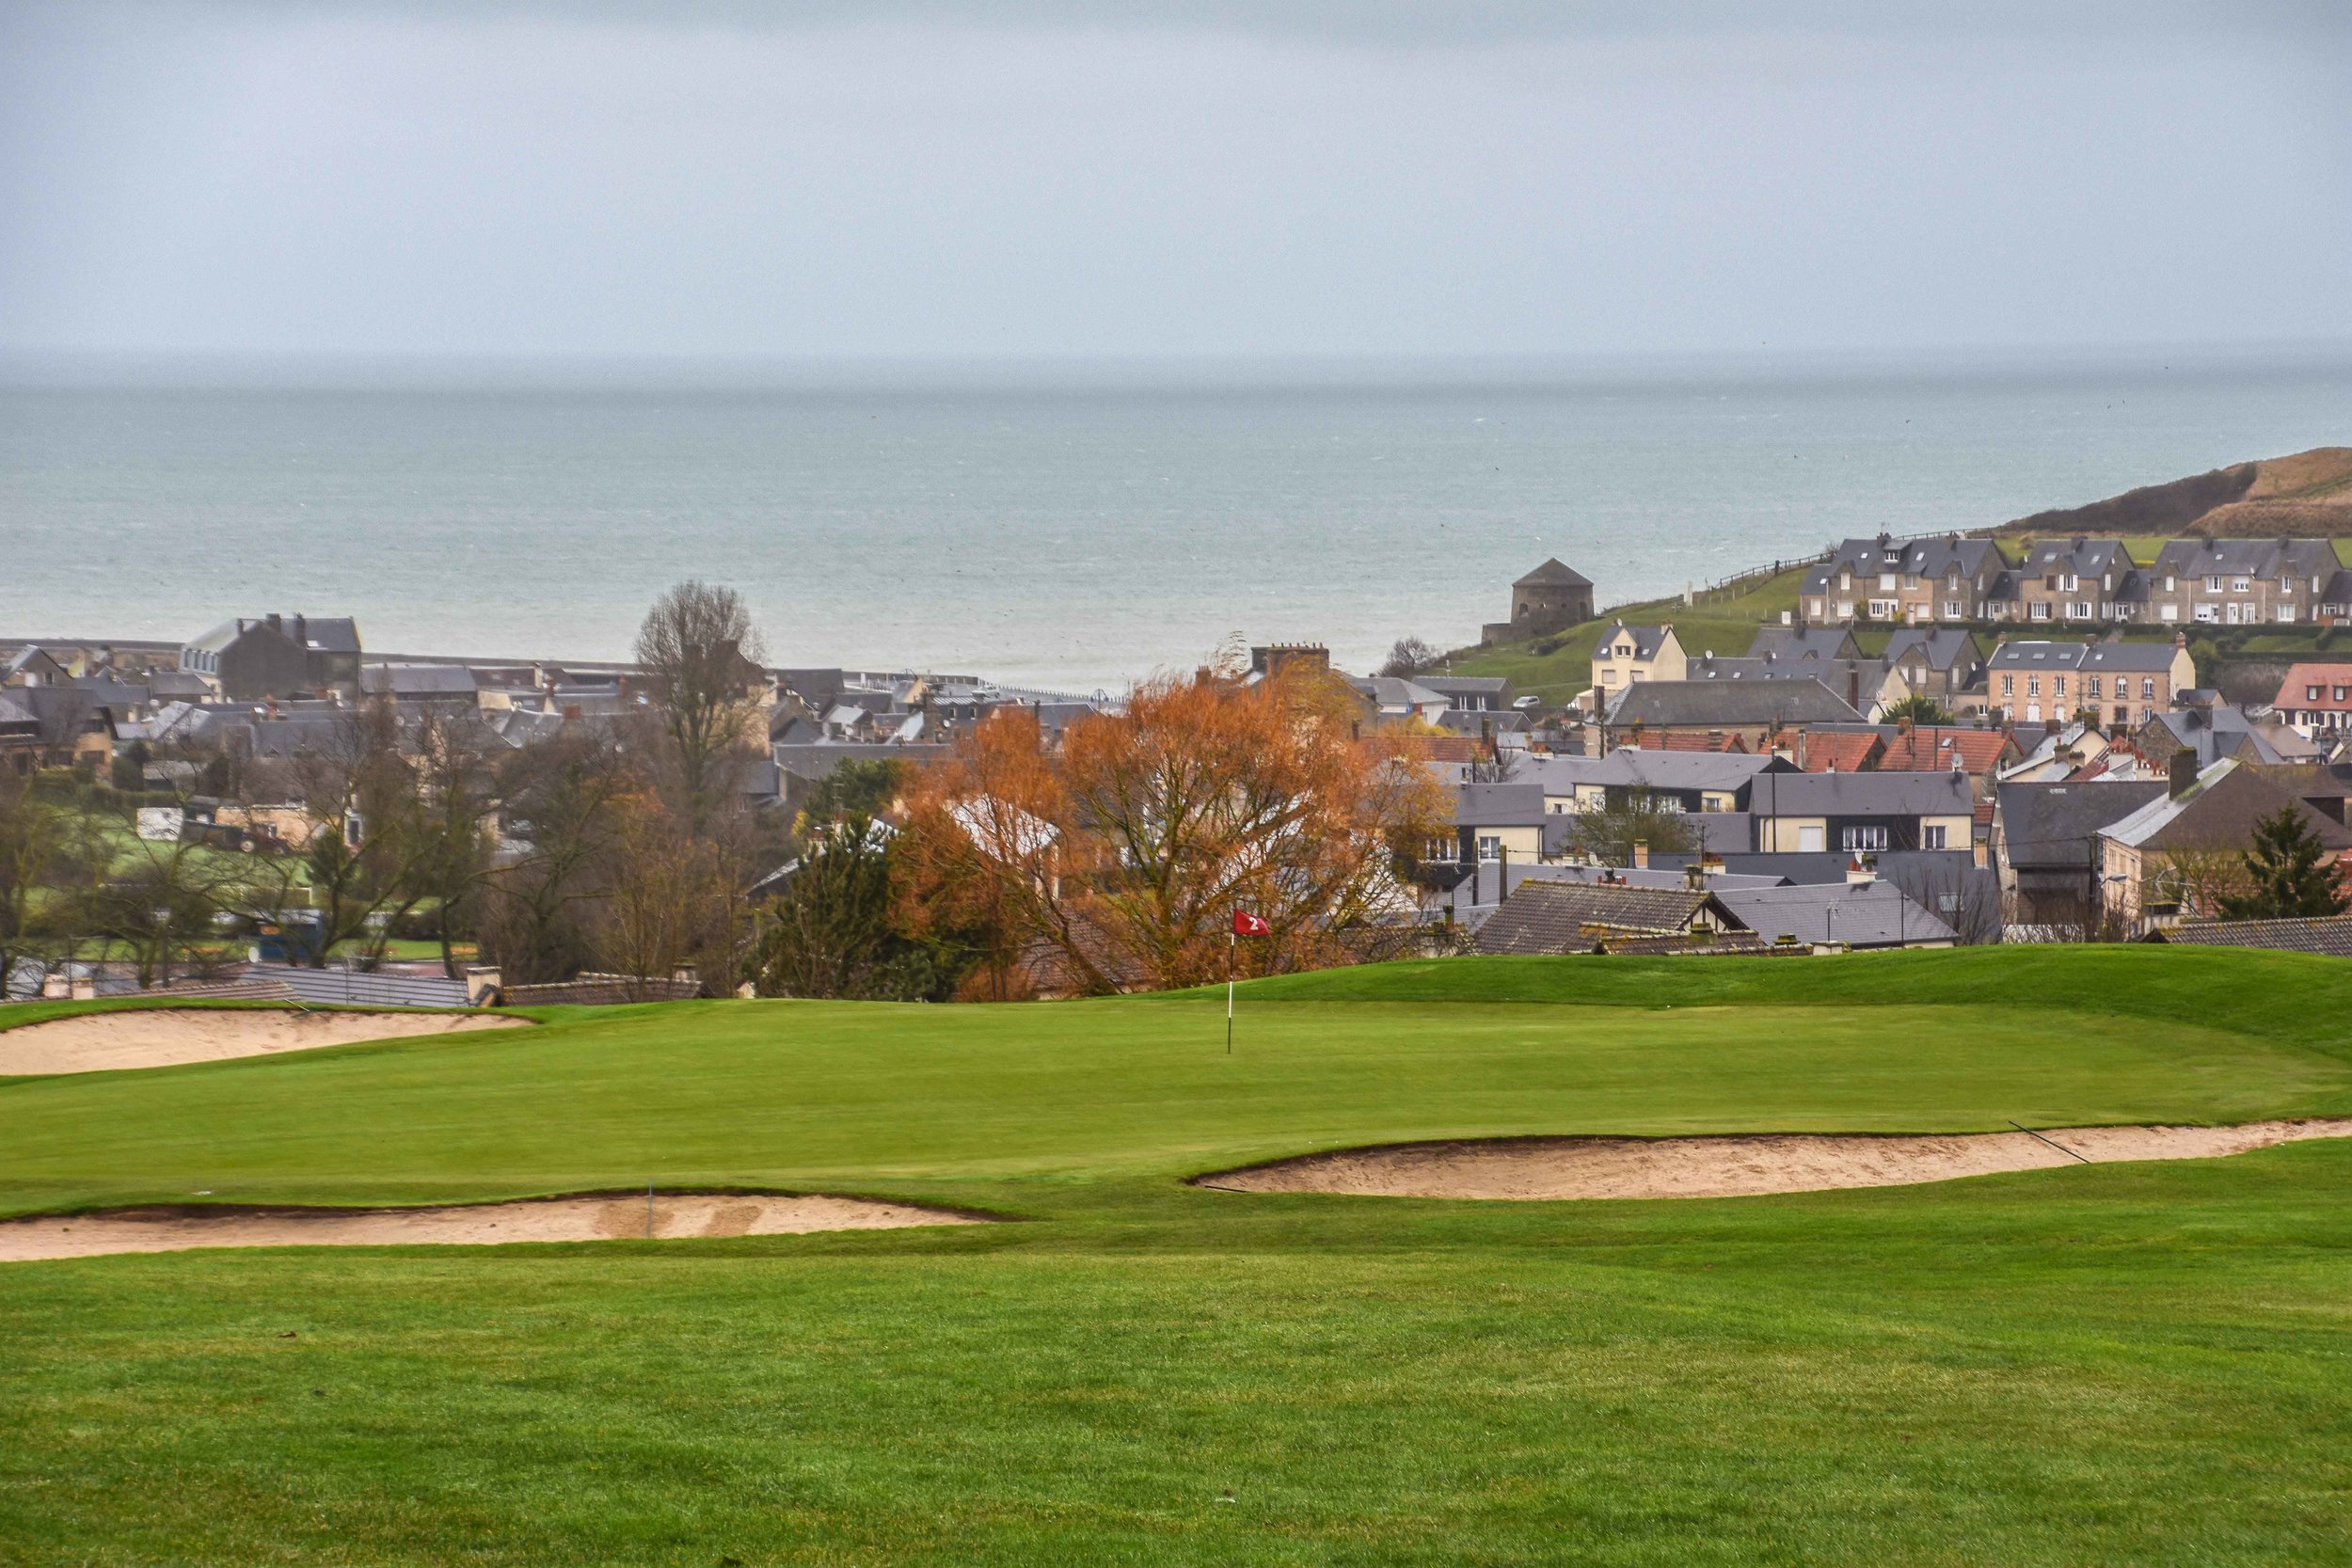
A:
[1198, 1118, 2352, 1202]
[0, 1006, 528, 1075]
[0, 1191, 986, 1261]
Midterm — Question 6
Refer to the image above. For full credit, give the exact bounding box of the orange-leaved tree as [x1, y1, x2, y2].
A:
[898, 659, 1445, 996]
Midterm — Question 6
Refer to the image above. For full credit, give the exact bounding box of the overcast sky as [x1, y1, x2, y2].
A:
[3, 1, 2348, 362]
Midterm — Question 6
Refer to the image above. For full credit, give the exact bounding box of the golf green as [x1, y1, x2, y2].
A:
[3, 946, 2348, 1563]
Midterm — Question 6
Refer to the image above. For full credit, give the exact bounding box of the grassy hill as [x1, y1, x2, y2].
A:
[5, 948, 2352, 1563]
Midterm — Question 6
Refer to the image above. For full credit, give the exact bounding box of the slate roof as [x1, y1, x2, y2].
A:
[1748, 626, 1863, 662]
[1882, 628, 1981, 673]
[1747, 768, 1973, 818]
[2142, 705, 2322, 768]
[1450, 783, 1549, 828]
[1595, 622, 1673, 660]
[1711, 881, 1956, 947]
[1606, 678, 1861, 728]
[2148, 915, 2352, 956]
[1583, 748, 1791, 791]
[2103, 759, 2352, 854]
[1515, 558, 1592, 588]
[1994, 780, 2169, 870]
[2151, 537, 2343, 586]
[360, 663, 480, 699]
[1801, 533, 2006, 596]
[1471, 881, 1736, 953]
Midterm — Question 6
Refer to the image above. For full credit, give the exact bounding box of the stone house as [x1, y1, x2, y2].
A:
[1798, 533, 2007, 625]
[181, 614, 363, 701]
[1985, 636, 2194, 729]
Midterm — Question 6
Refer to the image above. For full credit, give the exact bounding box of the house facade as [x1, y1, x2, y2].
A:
[1799, 534, 2006, 626]
[1748, 769, 1975, 855]
[180, 614, 362, 700]
[2273, 663, 2352, 738]
[1985, 636, 2194, 729]
[1584, 623, 1685, 712]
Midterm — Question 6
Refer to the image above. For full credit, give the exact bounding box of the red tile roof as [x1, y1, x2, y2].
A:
[1875, 726, 2010, 774]
[2274, 663, 2352, 714]
[1799, 732, 1883, 773]
[1359, 734, 1489, 763]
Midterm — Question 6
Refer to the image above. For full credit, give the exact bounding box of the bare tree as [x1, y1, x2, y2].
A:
[634, 580, 767, 837]
[476, 724, 640, 986]
[1379, 637, 1438, 678]
[275, 700, 437, 969]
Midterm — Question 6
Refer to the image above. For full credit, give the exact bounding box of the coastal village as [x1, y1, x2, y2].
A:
[10, 459, 2352, 1005]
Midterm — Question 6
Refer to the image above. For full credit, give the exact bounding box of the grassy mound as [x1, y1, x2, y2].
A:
[4, 948, 2350, 1563]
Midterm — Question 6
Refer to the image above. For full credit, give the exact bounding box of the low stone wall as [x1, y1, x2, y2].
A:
[501, 974, 702, 1006]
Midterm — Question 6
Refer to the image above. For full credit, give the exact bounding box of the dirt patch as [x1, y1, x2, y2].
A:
[0, 1191, 988, 1261]
[1198, 1119, 2352, 1202]
[0, 1007, 528, 1075]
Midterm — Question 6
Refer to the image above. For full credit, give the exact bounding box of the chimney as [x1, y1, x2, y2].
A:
[1631, 839, 1649, 870]
[1846, 856, 1876, 886]
[1847, 668, 1860, 710]
[265, 613, 282, 633]
[1683, 860, 1705, 892]
[2169, 748, 2199, 799]
[294, 613, 308, 645]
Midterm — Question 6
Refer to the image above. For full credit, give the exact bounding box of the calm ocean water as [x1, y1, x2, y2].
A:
[4, 354, 2349, 691]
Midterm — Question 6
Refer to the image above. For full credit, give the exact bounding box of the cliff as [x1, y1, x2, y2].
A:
[1999, 447, 2352, 538]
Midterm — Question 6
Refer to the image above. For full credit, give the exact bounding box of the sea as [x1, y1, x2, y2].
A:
[4, 350, 2349, 693]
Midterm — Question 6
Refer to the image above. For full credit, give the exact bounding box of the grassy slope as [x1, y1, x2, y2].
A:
[1447, 566, 1811, 704]
[5, 949, 2352, 1564]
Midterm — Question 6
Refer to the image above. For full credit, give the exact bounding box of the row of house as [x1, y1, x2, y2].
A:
[1799, 532, 2352, 628]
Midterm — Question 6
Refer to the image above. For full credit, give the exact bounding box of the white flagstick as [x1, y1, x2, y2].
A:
[1226, 927, 1236, 1054]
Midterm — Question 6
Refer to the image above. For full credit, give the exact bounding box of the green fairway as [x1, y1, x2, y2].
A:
[5, 948, 2352, 1564]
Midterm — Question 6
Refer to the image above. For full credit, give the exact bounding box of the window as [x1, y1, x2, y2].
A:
[2336, 687, 2349, 703]
[2278, 606, 2296, 624]
[2207, 576, 2225, 593]
[2030, 603, 2052, 621]
[2088, 676, 2103, 698]
[2113, 705, 2129, 724]
[2163, 576, 2176, 591]
[2026, 703, 2042, 722]
[1475, 835, 1502, 862]
[1869, 599, 1895, 618]
[1797, 825, 1824, 853]
[1944, 599, 1965, 618]
[1922, 825, 1947, 849]
[2160, 604, 2179, 622]
[2026, 676, 2041, 697]
[1842, 826, 1889, 851]
[2058, 574, 2079, 592]
[2195, 604, 2218, 624]
[1878, 574, 1897, 592]
[1836, 601, 1853, 619]
[2141, 677, 2154, 700]
[2064, 602, 2090, 619]
[2000, 674, 2014, 696]
[2233, 577, 2250, 593]
[2053, 676, 2068, 698]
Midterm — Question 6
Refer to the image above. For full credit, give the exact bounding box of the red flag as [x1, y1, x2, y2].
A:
[1232, 910, 1271, 936]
